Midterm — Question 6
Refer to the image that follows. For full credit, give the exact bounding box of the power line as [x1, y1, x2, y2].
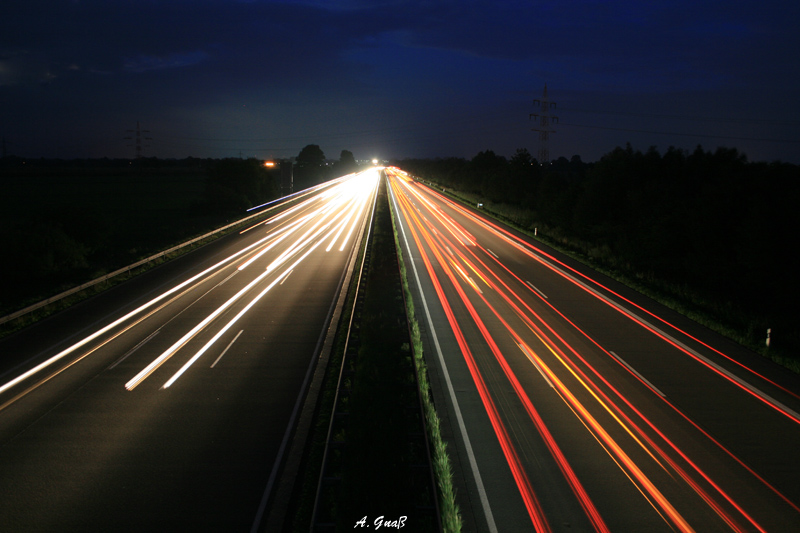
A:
[558, 122, 800, 144]
[561, 107, 800, 127]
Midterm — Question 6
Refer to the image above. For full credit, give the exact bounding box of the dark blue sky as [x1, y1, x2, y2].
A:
[2, 1, 799, 163]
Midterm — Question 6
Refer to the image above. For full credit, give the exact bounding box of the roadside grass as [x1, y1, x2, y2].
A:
[286, 191, 371, 531]
[388, 185, 463, 532]
[421, 179, 800, 374]
[0, 207, 278, 340]
[0, 169, 321, 340]
[289, 176, 442, 532]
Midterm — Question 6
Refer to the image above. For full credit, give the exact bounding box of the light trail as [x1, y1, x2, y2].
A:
[236, 213, 314, 270]
[397, 173, 800, 426]
[0, 219, 300, 397]
[130, 171, 380, 391]
[424, 183, 800, 518]
[387, 167, 795, 531]
[125, 255, 280, 390]
[0, 170, 376, 399]
[326, 191, 365, 252]
[389, 184, 500, 532]
[245, 175, 349, 213]
[420, 180, 800, 412]
[390, 176, 557, 531]
[395, 182, 617, 531]
[162, 228, 331, 389]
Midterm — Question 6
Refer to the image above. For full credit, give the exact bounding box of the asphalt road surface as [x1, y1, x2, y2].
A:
[0, 169, 379, 532]
[387, 167, 800, 532]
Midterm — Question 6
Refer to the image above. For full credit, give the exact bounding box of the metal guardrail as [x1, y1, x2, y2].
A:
[309, 174, 440, 532]
[309, 180, 377, 531]
[0, 183, 344, 328]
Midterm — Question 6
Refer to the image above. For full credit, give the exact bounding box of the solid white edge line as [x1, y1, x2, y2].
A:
[390, 183, 498, 533]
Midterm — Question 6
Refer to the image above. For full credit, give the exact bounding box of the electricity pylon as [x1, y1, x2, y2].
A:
[530, 84, 558, 163]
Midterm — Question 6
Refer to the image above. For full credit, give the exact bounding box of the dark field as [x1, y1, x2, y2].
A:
[0, 159, 277, 318]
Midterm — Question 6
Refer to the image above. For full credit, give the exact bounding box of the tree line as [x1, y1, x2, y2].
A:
[395, 145, 800, 361]
[0, 157, 284, 309]
[0, 145, 360, 317]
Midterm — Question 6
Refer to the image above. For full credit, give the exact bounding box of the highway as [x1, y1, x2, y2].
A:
[0, 168, 379, 531]
[387, 167, 800, 532]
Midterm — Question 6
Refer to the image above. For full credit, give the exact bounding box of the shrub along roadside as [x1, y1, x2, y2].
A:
[415, 177, 800, 374]
[398, 148, 800, 370]
[288, 175, 450, 532]
[325, 174, 437, 530]
[388, 182, 463, 532]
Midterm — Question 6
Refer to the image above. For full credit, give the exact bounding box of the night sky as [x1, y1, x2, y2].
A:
[2, 1, 799, 163]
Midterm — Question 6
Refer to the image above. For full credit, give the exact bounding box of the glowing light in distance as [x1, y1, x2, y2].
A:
[162, 172, 378, 388]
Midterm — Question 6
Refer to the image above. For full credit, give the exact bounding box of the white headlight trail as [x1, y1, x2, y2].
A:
[161, 233, 329, 389]
[0, 224, 300, 396]
[127, 207, 346, 391]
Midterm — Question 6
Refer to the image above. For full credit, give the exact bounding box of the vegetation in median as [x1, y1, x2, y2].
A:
[388, 181, 463, 532]
[294, 175, 444, 531]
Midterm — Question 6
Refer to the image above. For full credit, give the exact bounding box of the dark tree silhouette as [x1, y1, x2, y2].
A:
[295, 144, 328, 188]
[394, 145, 800, 358]
[336, 149, 358, 174]
[296, 144, 326, 169]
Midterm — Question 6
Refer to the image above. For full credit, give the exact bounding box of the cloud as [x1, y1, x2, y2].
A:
[123, 51, 209, 73]
[1, 0, 797, 161]
[0, 49, 59, 86]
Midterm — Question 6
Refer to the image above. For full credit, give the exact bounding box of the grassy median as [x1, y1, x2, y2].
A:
[289, 175, 454, 532]
[388, 181, 463, 532]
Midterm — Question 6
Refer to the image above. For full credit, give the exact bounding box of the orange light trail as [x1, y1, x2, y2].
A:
[418, 180, 800, 414]
[397, 186, 680, 531]
[415, 180, 800, 519]
[387, 168, 794, 532]
[391, 177, 552, 532]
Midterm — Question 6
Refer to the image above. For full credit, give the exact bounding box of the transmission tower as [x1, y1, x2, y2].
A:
[530, 84, 558, 163]
[124, 121, 152, 159]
